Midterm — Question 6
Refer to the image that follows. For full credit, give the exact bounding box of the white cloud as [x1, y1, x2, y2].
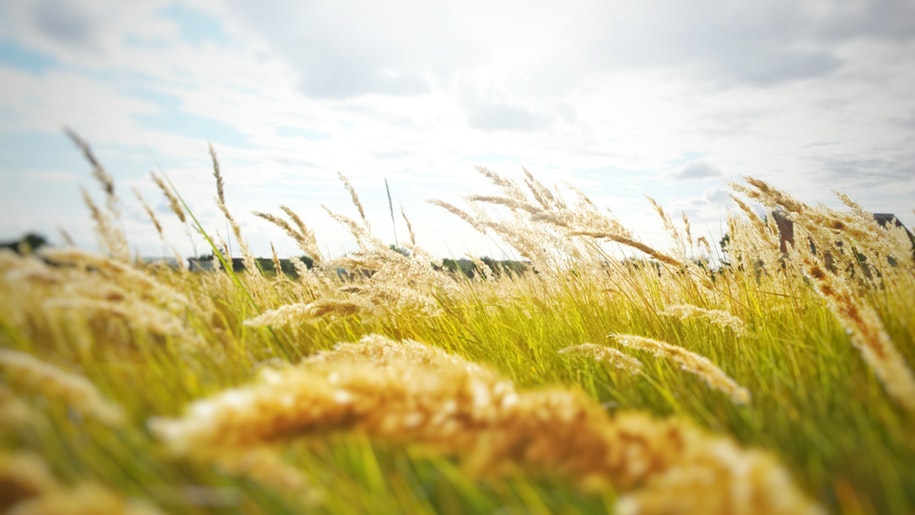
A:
[1, 0, 914, 259]
[671, 161, 723, 181]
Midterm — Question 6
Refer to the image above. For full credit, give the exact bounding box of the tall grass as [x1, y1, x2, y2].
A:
[1, 137, 913, 513]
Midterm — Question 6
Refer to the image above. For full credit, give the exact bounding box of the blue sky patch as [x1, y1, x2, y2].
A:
[0, 40, 58, 75]
[275, 126, 331, 141]
[0, 130, 82, 171]
[160, 5, 225, 46]
[130, 87, 248, 147]
[665, 151, 707, 167]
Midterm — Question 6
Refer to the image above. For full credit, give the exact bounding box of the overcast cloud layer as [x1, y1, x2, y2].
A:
[1, 0, 913, 259]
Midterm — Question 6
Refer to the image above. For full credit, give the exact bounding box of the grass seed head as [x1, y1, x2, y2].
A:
[150, 335, 817, 514]
[559, 343, 643, 375]
[610, 333, 751, 405]
[0, 349, 125, 426]
[660, 304, 747, 336]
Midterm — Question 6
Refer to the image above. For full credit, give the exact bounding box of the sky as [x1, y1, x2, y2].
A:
[1, 0, 913, 261]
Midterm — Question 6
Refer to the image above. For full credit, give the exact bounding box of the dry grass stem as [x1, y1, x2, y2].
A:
[2, 251, 62, 286]
[269, 243, 285, 281]
[38, 248, 188, 309]
[427, 199, 489, 234]
[734, 177, 915, 411]
[401, 206, 416, 246]
[133, 188, 163, 239]
[570, 230, 686, 268]
[660, 304, 747, 336]
[244, 299, 368, 327]
[64, 128, 117, 209]
[0, 349, 125, 426]
[337, 172, 369, 230]
[208, 145, 260, 277]
[210, 143, 225, 206]
[280, 205, 323, 263]
[610, 334, 751, 405]
[803, 260, 915, 413]
[322, 206, 387, 252]
[559, 343, 643, 374]
[682, 211, 693, 251]
[42, 297, 201, 348]
[252, 208, 323, 265]
[150, 173, 186, 224]
[151, 335, 816, 514]
[0, 451, 59, 510]
[646, 196, 685, 258]
[4, 152, 911, 513]
[207, 447, 320, 504]
[696, 236, 712, 255]
[7, 482, 164, 515]
[0, 384, 37, 427]
[57, 227, 76, 247]
[80, 188, 129, 262]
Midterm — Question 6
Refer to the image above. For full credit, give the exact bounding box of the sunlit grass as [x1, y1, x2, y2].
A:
[1, 138, 913, 514]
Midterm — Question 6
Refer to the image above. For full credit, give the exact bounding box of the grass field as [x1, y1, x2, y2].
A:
[1, 138, 913, 514]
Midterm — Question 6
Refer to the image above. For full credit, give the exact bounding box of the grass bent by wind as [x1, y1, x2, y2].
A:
[1, 135, 913, 514]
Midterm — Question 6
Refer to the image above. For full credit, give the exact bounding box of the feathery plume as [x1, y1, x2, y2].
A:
[337, 172, 369, 230]
[269, 243, 285, 281]
[150, 172, 186, 224]
[427, 199, 489, 234]
[803, 260, 915, 413]
[660, 304, 747, 336]
[80, 188, 129, 262]
[150, 335, 816, 514]
[209, 448, 320, 505]
[64, 128, 116, 208]
[253, 207, 323, 265]
[0, 349, 125, 426]
[559, 343, 643, 375]
[7, 483, 164, 515]
[280, 205, 323, 263]
[244, 299, 368, 327]
[0, 451, 58, 510]
[0, 384, 36, 427]
[57, 227, 76, 247]
[610, 334, 750, 405]
[646, 196, 684, 257]
[39, 248, 188, 309]
[401, 206, 416, 247]
[210, 143, 225, 207]
[682, 211, 693, 251]
[133, 188, 163, 239]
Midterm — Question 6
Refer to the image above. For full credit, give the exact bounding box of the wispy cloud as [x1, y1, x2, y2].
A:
[0, 0, 913, 258]
[670, 161, 723, 181]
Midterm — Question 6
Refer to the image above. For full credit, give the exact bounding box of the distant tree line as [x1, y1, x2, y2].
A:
[3, 232, 531, 280]
[0, 233, 48, 255]
[436, 257, 530, 279]
[189, 253, 315, 277]
[190, 253, 530, 280]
